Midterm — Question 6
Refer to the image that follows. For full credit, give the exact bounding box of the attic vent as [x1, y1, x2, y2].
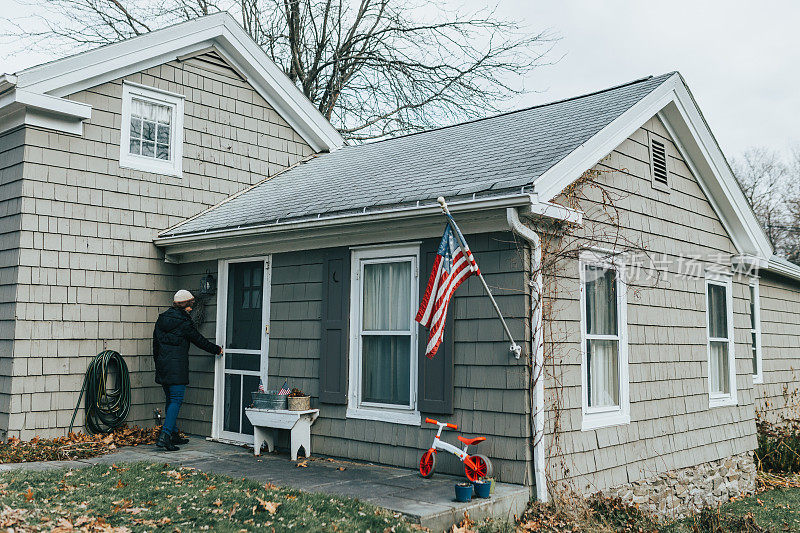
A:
[651, 139, 668, 186]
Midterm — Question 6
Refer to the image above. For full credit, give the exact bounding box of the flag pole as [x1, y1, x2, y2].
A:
[437, 197, 523, 359]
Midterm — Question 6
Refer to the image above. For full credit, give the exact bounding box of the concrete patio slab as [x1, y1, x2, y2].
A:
[0, 438, 531, 532]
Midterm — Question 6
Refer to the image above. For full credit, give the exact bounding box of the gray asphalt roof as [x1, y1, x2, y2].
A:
[162, 72, 675, 237]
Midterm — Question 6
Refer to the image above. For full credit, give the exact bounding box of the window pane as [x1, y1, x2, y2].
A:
[362, 335, 410, 405]
[226, 261, 264, 350]
[587, 339, 619, 407]
[223, 374, 241, 434]
[129, 139, 141, 155]
[241, 374, 260, 436]
[142, 120, 156, 141]
[752, 343, 758, 375]
[362, 261, 411, 331]
[707, 284, 728, 339]
[585, 266, 617, 336]
[157, 123, 171, 145]
[130, 117, 142, 139]
[156, 144, 170, 160]
[709, 340, 729, 394]
[749, 285, 756, 330]
[142, 141, 155, 158]
[225, 352, 260, 371]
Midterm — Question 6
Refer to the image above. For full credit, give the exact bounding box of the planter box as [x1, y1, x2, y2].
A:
[288, 395, 311, 411]
[252, 391, 287, 410]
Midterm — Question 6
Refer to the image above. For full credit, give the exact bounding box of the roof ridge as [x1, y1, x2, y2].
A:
[368, 73, 675, 146]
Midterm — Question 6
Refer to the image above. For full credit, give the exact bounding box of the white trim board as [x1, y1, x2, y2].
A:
[6, 13, 343, 153]
[532, 72, 772, 260]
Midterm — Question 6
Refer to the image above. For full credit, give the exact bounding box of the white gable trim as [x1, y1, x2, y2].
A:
[11, 13, 343, 152]
[0, 88, 92, 135]
[533, 73, 773, 259]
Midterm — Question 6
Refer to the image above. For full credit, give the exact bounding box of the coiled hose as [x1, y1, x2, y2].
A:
[68, 350, 131, 434]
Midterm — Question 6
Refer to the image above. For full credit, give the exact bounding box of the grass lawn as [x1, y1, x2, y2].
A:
[0, 462, 418, 532]
[662, 485, 800, 532]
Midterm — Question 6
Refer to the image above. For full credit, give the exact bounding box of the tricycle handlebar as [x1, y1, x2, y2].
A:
[425, 417, 457, 430]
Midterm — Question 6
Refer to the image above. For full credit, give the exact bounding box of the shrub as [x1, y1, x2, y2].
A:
[755, 420, 800, 473]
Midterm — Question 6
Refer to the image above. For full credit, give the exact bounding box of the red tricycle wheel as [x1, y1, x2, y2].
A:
[464, 454, 492, 482]
[419, 449, 436, 478]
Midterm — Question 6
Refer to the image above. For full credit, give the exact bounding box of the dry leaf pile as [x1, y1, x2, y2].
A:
[0, 426, 162, 464]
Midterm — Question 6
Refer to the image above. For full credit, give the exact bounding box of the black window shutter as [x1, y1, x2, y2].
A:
[417, 239, 455, 414]
[319, 247, 350, 404]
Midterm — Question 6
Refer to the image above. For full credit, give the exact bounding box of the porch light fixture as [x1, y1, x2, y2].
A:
[199, 270, 217, 297]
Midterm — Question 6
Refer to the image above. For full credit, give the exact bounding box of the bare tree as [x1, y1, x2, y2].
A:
[732, 147, 800, 263]
[3, 0, 555, 141]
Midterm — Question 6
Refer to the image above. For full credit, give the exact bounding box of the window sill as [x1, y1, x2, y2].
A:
[709, 394, 737, 408]
[581, 410, 629, 431]
[346, 407, 421, 426]
[119, 157, 182, 178]
[752, 374, 763, 385]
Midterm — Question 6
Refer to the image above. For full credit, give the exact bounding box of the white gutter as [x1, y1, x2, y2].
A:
[765, 255, 800, 283]
[157, 193, 537, 247]
[506, 207, 548, 502]
[0, 89, 93, 119]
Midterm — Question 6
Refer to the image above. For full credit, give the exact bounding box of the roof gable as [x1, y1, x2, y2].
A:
[6, 13, 343, 152]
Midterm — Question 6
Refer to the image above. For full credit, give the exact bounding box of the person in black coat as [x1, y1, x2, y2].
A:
[153, 289, 222, 451]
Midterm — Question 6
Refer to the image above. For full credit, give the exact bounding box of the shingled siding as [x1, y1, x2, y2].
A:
[754, 271, 800, 423]
[177, 232, 532, 485]
[9, 55, 312, 439]
[0, 127, 24, 435]
[544, 116, 757, 492]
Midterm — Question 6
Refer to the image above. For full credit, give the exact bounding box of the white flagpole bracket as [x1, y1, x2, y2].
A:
[436, 197, 523, 359]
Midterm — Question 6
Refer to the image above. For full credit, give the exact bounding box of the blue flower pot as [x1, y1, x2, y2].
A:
[454, 483, 473, 502]
[473, 480, 491, 498]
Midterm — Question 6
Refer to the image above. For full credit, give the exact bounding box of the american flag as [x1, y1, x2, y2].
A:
[278, 380, 290, 395]
[416, 218, 480, 358]
[258, 380, 265, 393]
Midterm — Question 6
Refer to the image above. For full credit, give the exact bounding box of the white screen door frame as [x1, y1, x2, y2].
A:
[212, 255, 272, 442]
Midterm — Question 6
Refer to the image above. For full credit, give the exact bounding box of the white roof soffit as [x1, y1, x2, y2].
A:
[11, 13, 344, 152]
[153, 194, 582, 263]
[532, 72, 773, 260]
[766, 255, 800, 283]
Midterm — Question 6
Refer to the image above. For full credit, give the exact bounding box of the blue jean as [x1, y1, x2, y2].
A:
[162, 384, 186, 435]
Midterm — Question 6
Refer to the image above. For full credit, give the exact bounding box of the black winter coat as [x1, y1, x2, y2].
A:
[153, 307, 221, 385]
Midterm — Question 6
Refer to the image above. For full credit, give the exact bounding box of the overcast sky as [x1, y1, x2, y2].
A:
[1, 0, 797, 159]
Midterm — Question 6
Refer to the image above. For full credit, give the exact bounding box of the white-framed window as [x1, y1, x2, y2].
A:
[749, 278, 763, 384]
[347, 243, 420, 426]
[705, 272, 737, 407]
[119, 82, 184, 177]
[579, 250, 629, 431]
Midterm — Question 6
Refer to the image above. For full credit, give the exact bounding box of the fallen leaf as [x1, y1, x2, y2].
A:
[296, 460, 308, 468]
[255, 497, 280, 515]
[338, 467, 346, 471]
[213, 499, 223, 507]
[23, 488, 33, 502]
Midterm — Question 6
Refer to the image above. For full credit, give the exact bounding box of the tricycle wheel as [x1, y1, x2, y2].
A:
[419, 449, 436, 478]
[464, 454, 493, 481]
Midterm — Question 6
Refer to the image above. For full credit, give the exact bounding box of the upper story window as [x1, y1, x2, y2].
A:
[706, 272, 737, 407]
[347, 243, 420, 426]
[119, 82, 184, 177]
[579, 250, 629, 430]
[749, 278, 763, 383]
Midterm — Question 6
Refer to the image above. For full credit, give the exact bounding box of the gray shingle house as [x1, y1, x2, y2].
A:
[1, 13, 799, 511]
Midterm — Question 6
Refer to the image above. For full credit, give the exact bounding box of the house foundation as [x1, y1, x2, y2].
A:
[603, 452, 757, 518]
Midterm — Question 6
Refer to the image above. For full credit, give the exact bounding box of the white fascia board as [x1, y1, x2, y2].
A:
[153, 194, 577, 262]
[533, 72, 772, 259]
[15, 13, 344, 152]
[0, 74, 17, 94]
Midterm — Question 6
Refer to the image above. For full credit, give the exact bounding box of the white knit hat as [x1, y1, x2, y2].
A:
[173, 289, 194, 303]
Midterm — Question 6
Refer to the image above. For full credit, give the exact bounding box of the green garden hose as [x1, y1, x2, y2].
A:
[68, 350, 131, 434]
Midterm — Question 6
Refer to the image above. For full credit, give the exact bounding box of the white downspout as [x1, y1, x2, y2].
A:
[506, 207, 547, 503]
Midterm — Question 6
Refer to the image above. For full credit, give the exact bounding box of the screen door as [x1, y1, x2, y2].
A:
[214, 257, 271, 442]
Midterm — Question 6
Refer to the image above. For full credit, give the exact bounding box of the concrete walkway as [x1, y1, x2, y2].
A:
[0, 438, 530, 532]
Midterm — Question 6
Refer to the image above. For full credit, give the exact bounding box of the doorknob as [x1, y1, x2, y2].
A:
[265, 324, 270, 335]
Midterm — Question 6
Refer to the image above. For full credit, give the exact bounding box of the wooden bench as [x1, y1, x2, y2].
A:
[244, 408, 320, 461]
